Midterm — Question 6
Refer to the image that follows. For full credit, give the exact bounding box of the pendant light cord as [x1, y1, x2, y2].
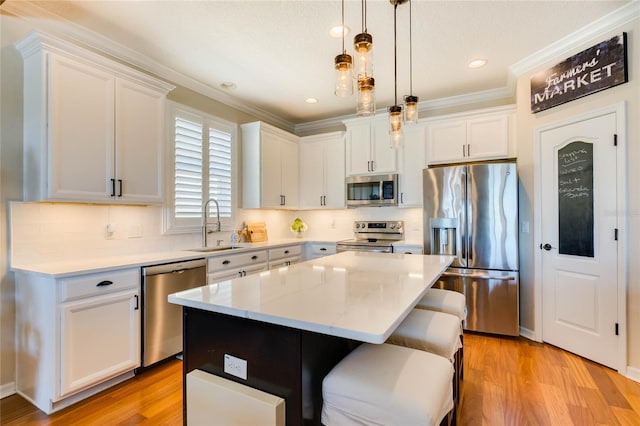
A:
[362, 0, 367, 33]
[393, 2, 398, 105]
[409, 0, 413, 95]
[341, 0, 345, 54]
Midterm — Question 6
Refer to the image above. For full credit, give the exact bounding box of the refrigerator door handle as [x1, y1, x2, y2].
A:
[460, 171, 467, 263]
[442, 271, 516, 281]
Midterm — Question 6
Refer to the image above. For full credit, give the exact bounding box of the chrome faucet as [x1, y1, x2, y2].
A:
[202, 198, 221, 247]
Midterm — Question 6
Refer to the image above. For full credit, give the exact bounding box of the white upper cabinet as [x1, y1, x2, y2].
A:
[344, 117, 397, 175]
[398, 123, 427, 208]
[16, 32, 174, 204]
[299, 132, 346, 209]
[426, 106, 516, 164]
[241, 121, 299, 209]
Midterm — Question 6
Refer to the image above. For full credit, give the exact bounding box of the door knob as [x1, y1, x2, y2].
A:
[540, 243, 553, 251]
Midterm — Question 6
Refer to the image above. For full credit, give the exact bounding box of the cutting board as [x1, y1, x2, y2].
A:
[246, 222, 268, 242]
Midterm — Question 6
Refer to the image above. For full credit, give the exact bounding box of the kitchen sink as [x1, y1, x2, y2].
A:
[186, 246, 242, 253]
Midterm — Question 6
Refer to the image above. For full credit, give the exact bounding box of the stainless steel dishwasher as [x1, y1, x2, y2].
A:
[141, 258, 206, 367]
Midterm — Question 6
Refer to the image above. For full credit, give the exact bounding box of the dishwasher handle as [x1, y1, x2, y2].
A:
[442, 271, 516, 281]
[142, 258, 206, 277]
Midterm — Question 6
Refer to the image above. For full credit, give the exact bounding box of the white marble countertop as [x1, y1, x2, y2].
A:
[10, 238, 314, 278]
[169, 251, 454, 344]
[11, 238, 424, 278]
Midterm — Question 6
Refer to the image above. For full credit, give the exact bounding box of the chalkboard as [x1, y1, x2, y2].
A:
[558, 141, 594, 257]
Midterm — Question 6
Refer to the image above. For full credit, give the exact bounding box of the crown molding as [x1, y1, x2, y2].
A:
[295, 85, 515, 134]
[4, 0, 296, 133]
[509, 1, 639, 77]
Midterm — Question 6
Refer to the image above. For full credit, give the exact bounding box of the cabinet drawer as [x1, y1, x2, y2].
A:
[307, 243, 336, 258]
[208, 263, 268, 284]
[268, 245, 302, 261]
[269, 256, 301, 269]
[207, 250, 268, 272]
[59, 268, 139, 302]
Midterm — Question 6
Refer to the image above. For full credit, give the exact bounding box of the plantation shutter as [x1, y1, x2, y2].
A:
[208, 126, 232, 218]
[174, 114, 204, 220]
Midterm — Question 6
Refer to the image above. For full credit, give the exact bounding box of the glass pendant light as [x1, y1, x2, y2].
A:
[334, 0, 353, 97]
[355, 0, 375, 116]
[404, 0, 419, 124]
[388, 0, 405, 148]
[357, 76, 376, 116]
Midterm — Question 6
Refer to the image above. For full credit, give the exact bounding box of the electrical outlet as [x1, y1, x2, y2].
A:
[224, 354, 247, 380]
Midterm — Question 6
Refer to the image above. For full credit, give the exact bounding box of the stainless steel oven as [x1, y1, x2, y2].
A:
[336, 221, 404, 253]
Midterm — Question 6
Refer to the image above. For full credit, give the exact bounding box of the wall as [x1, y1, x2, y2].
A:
[515, 19, 640, 375]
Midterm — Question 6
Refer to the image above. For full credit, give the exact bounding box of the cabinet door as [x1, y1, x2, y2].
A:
[323, 136, 346, 208]
[345, 123, 372, 175]
[466, 114, 509, 160]
[399, 125, 426, 207]
[280, 138, 299, 208]
[299, 140, 325, 208]
[115, 79, 165, 203]
[48, 54, 115, 201]
[426, 119, 466, 163]
[370, 119, 397, 173]
[59, 289, 140, 397]
[260, 131, 284, 208]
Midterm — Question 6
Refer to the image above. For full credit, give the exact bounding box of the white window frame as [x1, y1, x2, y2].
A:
[163, 101, 238, 234]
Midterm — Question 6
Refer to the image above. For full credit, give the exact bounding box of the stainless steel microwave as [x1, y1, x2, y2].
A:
[346, 174, 398, 207]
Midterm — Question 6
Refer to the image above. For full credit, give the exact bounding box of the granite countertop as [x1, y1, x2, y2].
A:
[169, 251, 453, 344]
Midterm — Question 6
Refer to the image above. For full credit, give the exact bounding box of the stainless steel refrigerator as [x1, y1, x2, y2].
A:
[423, 160, 519, 336]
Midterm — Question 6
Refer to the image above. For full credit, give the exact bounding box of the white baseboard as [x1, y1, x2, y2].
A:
[0, 381, 16, 398]
[519, 326, 540, 342]
[626, 366, 640, 383]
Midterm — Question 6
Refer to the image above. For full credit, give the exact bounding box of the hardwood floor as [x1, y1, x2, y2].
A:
[2, 333, 640, 425]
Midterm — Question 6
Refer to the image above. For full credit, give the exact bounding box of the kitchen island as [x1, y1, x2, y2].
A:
[169, 251, 454, 425]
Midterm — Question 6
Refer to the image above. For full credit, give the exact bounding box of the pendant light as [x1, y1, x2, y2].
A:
[355, 0, 375, 116]
[388, 0, 406, 148]
[334, 0, 353, 97]
[403, 0, 418, 124]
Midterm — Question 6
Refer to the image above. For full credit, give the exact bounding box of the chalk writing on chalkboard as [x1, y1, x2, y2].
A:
[558, 141, 594, 257]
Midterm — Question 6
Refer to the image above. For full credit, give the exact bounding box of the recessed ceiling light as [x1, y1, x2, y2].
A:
[468, 59, 488, 69]
[330, 25, 350, 38]
[305, 98, 318, 104]
[220, 81, 237, 90]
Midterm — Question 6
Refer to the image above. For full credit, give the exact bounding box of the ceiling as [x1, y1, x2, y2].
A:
[4, 0, 631, 128]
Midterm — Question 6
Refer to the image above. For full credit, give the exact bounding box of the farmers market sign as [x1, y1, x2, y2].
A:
[530, 33, 628, 113]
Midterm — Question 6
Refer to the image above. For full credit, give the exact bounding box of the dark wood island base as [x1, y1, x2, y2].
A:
[183, 307, 359, 425]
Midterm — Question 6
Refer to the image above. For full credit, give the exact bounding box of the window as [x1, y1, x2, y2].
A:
[164, 102, 236, 233]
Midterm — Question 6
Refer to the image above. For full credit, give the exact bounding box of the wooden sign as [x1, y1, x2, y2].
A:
[530, 33, 628, 113]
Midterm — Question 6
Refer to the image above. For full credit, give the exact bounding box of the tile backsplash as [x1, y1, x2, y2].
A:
[9, 202, 423, 265]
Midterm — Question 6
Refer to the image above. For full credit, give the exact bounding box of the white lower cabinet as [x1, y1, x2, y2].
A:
[60, 288, 140, 396]
[393, 244, 424, 254]
[15, 268, 140, 414]
[305, 242, 337, 260]
[268, 244, 302, 269]
[207, 250, 269, 283]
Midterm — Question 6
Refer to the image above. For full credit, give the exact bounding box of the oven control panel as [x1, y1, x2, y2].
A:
[353, 221, 404, 234]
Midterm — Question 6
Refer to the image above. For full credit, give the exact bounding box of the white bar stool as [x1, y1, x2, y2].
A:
[416, 288, 466, 381]
[322, 343, 455, 426]
[387, 309, 463, 408]
[415, 288, 466, 322]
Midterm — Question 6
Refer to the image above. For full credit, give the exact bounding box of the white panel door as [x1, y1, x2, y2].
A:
[299, 140, 324, 208]
[346, 122, 372, 175]
[59, 289, 140, 397]
[540, 111, 619, 369]
[466, 114, 509, 160]
[260, 131, 283, 208]
[371, 119, 396, 173]
[48, 54, 114, 201]
[399, 125, 426, 207]
[323, 135, 346, 208]
[426, 119, 466, 163]
[115, 79, 165, 203]
[280, 137, 299, 208]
